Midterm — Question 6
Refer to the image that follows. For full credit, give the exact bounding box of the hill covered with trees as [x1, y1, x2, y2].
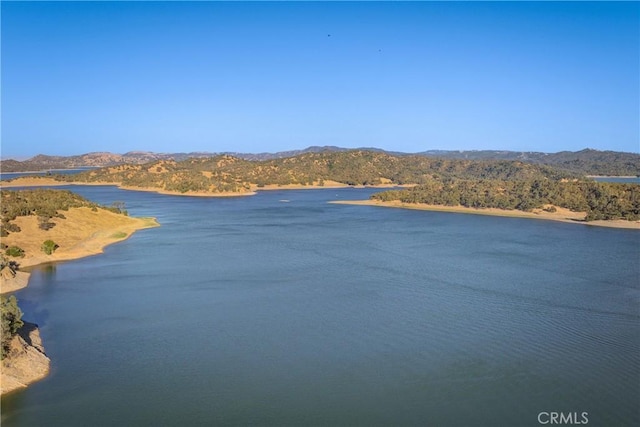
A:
[371, 179, 640, 222]
[3, 147, 638, 176]
[39, 150, 579, 193]
[420, 148, 640, 177]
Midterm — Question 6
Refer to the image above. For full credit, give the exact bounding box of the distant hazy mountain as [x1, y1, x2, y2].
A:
[1, 146, 638, 176]
[0, 146, 346, 172]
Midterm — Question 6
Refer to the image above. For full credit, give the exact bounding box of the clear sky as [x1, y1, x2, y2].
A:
[1, 1, 638, 159]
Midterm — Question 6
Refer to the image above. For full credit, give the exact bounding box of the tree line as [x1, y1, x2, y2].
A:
[1, 255, 22, 359]
[372, 178, 640, 221]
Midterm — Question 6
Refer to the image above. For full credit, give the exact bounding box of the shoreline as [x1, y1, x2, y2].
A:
[0, 177, 410, 197]
[0, 167, 97, 174]
[331, 199, 640, 230]
[1, 322, 50, 396]
[0, 208, 159, 396]
[0, 177, 123, 188]
[0, 209, 160, 294]
[118, 185, 256, 197]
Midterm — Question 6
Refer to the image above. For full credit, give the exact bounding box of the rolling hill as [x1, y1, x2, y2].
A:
[2, 147, 638, 176]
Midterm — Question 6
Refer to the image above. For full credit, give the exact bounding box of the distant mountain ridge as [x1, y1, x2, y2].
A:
[1, 146, 639, 176]
[23, 150, 580, 195]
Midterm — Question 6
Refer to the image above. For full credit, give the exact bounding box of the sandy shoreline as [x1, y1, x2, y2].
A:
[0, 177, 260, 197]
[332, 199, 640, 230]
[0, 177, 409, 196]
[118, 185, 257, 197]
[0, 208, 159, 294]
[0, 177, 122, 188]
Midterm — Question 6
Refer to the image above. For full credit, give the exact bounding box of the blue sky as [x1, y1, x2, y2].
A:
[1, 1, 638, 158]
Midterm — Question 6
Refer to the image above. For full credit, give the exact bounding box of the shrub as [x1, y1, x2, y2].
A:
[38, 216, 56, 230]
[1, 295, 23, 359]
[42, 240, 59, 255]
[5, 246, 25, 258]
[2, 222, 21, 234]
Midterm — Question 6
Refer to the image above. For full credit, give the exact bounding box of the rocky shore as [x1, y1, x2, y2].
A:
[1, 322, 50, 395]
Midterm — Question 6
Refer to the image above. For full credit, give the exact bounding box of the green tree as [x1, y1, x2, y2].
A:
[5, 246, 25, 258]
[1, 295, 24, 359]
[42, 240, 59, 255]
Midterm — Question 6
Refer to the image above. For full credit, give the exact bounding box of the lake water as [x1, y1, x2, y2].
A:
[0, 169, 95, 181]
[2, 186, 639, 426]
[592, 177, 640, 184]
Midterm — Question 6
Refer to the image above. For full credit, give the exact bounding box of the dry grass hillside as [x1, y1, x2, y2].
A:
[1, 206, 158, 293]
[3, 206, 157, 266]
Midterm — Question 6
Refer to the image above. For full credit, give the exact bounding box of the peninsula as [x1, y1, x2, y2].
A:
[331, 177, 640, 229]
[332, 200, 640, 230]
[1, 189, 159, 293]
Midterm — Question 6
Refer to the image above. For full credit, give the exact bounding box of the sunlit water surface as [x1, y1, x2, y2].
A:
[2, 186, 638, 426]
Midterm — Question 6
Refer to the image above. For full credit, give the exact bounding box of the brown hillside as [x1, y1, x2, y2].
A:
[1, 207, 158, 293]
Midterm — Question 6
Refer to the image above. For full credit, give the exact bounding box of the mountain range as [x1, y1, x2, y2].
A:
[1, 146, 638, 176]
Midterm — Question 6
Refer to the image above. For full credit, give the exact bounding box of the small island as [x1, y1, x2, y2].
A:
[0, 189, 159, 395]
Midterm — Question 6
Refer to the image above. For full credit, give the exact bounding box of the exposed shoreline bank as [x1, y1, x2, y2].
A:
[0, 177, 410, 197]
[331, 199, 640, 230]
[1, 209, 160, 294]
[1, 322, 50, 396]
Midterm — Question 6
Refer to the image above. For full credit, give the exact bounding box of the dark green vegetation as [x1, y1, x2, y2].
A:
[373, 179, 640, 221]
[1, 294, 23, 359]
[5, 246, 25, 258]
[47, 150, 578, 193]
[41, 240, 59, 255]
[0, 254, 19, 275]
[420, 148, 640, 177]
[0, 189, 128, 238]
